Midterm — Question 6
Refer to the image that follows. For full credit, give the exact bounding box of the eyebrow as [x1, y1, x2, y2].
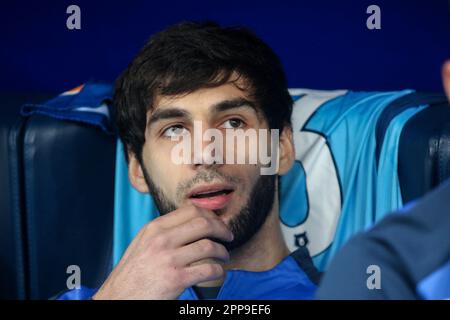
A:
[147, 108, 192, 128]
[147, 97, 258, 128]
[211, 98, 258, 114]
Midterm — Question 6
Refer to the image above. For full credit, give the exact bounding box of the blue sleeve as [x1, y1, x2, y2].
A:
[56, 286, 98, 300]
[316, 180, 450, 299]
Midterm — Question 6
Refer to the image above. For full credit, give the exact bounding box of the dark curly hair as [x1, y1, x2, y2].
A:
[114, 21, 293, 163]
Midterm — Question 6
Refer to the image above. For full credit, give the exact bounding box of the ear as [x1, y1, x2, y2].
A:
[128, 152, 150, 193]
[443, 60, 450, 102]
[277, 126, 295, 176]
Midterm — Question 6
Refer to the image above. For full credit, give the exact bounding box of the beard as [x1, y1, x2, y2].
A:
[140, 164, 276, 251]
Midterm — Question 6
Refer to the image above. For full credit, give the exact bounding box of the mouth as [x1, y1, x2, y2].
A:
[187, 184, 235, 211]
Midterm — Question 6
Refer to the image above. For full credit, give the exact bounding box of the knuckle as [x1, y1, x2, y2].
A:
[145, 220, 160, 234]
[218, 245, 229, 258]
[199, 239, 216, 253]
[192, 216, 211, 230]
[177, 268, 195, 289]
[151, 234, 168, 249]
[166, 269, 185, 289]
[184, 205, 201, 219]
[204, 264, 224, 278]
[162, 252, 176, 266]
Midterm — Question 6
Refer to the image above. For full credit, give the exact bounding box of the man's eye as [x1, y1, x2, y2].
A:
[162, 125, 188, 138]
[221, 118, 245, 129]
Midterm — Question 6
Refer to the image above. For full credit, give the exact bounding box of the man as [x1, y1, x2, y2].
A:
[316, 61, 450, 300]
[59, 21, 319, 300]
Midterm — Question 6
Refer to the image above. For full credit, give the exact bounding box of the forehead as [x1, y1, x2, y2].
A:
[151, 81, 253, 116]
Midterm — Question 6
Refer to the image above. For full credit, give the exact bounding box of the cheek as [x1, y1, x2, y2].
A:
[222, 129, 274, 167]
[232, 164, 262, 195]
[142, 143, 182, 193]
[144, 139, 177, 170]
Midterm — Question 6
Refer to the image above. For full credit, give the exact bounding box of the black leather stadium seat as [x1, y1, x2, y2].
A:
[0, 94, 116, 299]
[398, 100, 450, 203]
[0, 94, 36, 300]
[374, 91, 450, 203]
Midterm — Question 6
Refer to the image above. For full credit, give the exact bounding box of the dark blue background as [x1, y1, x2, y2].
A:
[1, 0, 449, 95]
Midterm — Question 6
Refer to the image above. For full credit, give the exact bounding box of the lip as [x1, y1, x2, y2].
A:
[187, 183, 235, 210]
[187, 183, 234, 198]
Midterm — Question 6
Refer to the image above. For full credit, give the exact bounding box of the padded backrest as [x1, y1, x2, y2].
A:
[0, 94, 116, 299]
[0, 93, 53, 299]
[398, 101, 450, 203]
[22, 115, 116, 299]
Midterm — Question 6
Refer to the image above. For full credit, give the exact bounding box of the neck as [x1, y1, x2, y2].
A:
[197, 196, 289, 287]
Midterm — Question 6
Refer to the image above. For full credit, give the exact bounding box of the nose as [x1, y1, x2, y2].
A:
[191, 121, 224, 168]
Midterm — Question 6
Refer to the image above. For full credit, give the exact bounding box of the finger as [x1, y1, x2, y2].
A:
[166, 215, 233, 248]
[183, 263, 225, 288]
[152, 205, 217, 230]
[125, 206, 224, 258]
[172, 239, 230, 267]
